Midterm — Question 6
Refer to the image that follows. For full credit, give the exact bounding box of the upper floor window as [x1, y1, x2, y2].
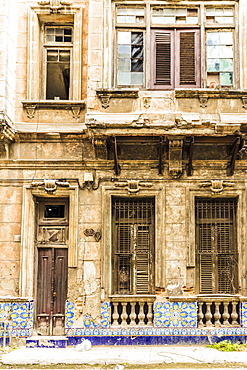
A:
[44, 26, 73, 100]
[115, 4, 236, 89]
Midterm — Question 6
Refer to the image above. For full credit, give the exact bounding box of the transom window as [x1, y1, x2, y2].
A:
[115, 3, 236, 88]
[196, 198, 238, 295]
[112, 197, 155, 295]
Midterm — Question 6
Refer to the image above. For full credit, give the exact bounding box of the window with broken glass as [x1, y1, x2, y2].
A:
[115, 4, 236, 88]
[112, 197, 155, 295]
[195, 198, 238, 294]
[44, 26, 73, 99]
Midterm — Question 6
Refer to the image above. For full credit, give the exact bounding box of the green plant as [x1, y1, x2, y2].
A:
[207, 340, 247, 352]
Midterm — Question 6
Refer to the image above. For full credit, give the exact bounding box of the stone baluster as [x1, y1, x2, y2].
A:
[112, 303, 119, 326]
[146, 302, 153, 325]
[129, 302, 136, 325]
[222, 301, 230, 326]
[205, 302, 213, 327]
[138, 302, 146, 325]
[121, 302, 128, 326]
[214, 302, 221, 327]
[198, 302, 204, 327]
[231, 302, 239, 326]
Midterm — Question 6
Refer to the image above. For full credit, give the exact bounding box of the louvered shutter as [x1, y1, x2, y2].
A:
[135, 225, 151, 294]
[198, 224, 213, 294]
[151, 30, 174, 89]
[176, 29, 200, 88]
[115, 225, 132, 294]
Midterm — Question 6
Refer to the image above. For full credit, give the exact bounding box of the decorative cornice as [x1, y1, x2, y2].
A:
[96, 89, 139, 109]
[22, 100, 85, 119]
[115, 180, 153, 194]
[31, 179, 70, 193]
[175, 89, 247, 99]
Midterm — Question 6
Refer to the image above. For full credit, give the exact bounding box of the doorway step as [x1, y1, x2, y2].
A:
[26, 336, 68, 348]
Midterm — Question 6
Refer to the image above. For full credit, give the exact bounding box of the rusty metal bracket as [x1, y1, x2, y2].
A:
[113, 136, 121, 176]
[187, 136, 194, 176]
[158, 136, 163, 175]
[227, 136, 241, 176]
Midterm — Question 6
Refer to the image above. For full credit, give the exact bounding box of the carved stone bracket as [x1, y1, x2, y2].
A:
[199, 180, 234, 193]
[71, 106, 81, 119]
[199, 94, 208, 108]
[31, 179, 70, 193]
[115, 180, 153, 194]
[38, 0, 73, 12]
[242, 97, 247, 109]
[96, 89, 139, 109]
[143, 97, 151, 109]
[25, 105, 37, 119]
[168, 137, 184, 178]
[0, 122, 15, 143]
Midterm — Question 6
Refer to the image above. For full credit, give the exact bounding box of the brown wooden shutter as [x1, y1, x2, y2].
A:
[151, 30, 174, 89]
[196, 198, 237, 294]
[135, 225, 151, 294]
[176, 29, 200, 88]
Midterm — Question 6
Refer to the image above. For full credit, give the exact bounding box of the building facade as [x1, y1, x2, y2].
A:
[1, 0, 247, 345]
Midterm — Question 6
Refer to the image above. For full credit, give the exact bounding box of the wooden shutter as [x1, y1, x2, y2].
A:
[196, 199, 237, 294]
[135, 225, 151, 294]
[176, 29, 200, 88]
[151, 30, 174, 89]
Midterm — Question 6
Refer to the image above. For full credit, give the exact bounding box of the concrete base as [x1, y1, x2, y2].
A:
[26, 336, 68, 348]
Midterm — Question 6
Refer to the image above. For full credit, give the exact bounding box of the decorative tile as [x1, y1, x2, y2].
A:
[101, 302, 111, 328]
[240, 302, 247, 327]
[65, 301, 75, 328]
[0, 303, 11, 321]
[11, 303, 29, 330]
[153, 302, 197, 328]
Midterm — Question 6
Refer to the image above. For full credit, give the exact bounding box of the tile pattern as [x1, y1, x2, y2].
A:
[65, 301, 75, 328]
[240, 302, 247, 327]
[0, 301, 34, 338]
[154, 302, 198, 327]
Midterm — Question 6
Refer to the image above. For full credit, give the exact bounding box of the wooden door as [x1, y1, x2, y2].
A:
[37, 247, 68, 335]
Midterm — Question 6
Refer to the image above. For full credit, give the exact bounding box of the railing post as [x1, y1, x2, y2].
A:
[205, 302, 213, 327]
[121, 302, 128, 326]
[198, 302, 204, 327]
[147, 302, 153, 325]
[214, 302, 221, 327]
[138, 302, 145, 325]
[112, 302, 119, 326]
[231, 301, 239, 326]
[129, 302, 136, 325]
[222, 301, 230, 326]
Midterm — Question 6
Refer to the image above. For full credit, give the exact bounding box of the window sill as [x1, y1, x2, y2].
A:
[22, 100, 86, 119]
[175, 89, 247, 108]
[96, 89, 139, 109]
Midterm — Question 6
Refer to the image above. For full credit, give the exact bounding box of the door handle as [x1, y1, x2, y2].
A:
[53, 291, 57, 297]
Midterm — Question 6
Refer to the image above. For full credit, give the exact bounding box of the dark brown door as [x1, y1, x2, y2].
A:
[37, 247, 68, 335]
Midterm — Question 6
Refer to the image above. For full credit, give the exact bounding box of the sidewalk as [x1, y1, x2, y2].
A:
[2, 345, 247, 367]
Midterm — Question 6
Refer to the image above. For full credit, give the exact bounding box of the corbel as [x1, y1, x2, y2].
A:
[200, 180, 234, 193]
[96, 89, 139, 109]
[94, 137, 108, 160]
[115, 179, 153, 194]
[143, 97, 151, 109]
[100, 96, 110, 109]
[23, 104, 37, 119]
[38, 0, 73, 12]
[71, 106, 81, 119]
[199, 93, 208, 108]
[242, 97, 247, 109]
[168, 137, 184, 178]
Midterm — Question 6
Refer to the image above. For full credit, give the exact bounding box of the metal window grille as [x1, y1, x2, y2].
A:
[196, 198, 238, 294]
[112, 198, 155, 294]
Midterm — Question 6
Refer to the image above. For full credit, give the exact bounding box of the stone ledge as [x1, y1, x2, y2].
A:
[22, 100, 86, 119]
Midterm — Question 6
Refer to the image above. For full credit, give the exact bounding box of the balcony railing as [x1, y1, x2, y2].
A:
[197, 295, 240, 327]
[110, 296, 155, 326]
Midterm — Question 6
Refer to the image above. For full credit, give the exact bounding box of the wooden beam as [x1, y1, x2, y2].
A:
[158, 136, 163, 175]
[227, 136, 241, 176]
[187, 136, 194, 176]
[113, 136, 121, 176]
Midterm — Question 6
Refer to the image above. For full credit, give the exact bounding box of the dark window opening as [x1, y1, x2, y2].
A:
[45, 205, 65, 219]
[196, 198, 238, 294]
[46, 49, 70, 99]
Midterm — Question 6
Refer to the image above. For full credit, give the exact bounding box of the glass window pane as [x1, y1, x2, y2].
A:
[164, 8, 175, 15]
[219, 58, 233, 72]
[118, 31, 131, 44]
[46, 35, 54, 42]
[220, 72, 233, 85]
[117, 16, 126, 23]
[46, 28, 54, 35]
[131, 59, 143, 72]
[55, 28, 63, 35]
[207, 59, 220, 72]
[126, 16, 136, 23]
[219, 32, 233, 45]
[219, 45, 233, 58]
[47, 50, 58, 61]
[131, 72, 143, 85]
[207, 45, 220, 58]
[118, 45, 131, 58]
[118, 58, 131, 72]
[118, 72, 131, 85]
[59, 51, 70, 62]
[187, 17, 198, 24]
[206, 8, 215, 16]
[176, 8, 186, 15]
[131, 32, 143, 45]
